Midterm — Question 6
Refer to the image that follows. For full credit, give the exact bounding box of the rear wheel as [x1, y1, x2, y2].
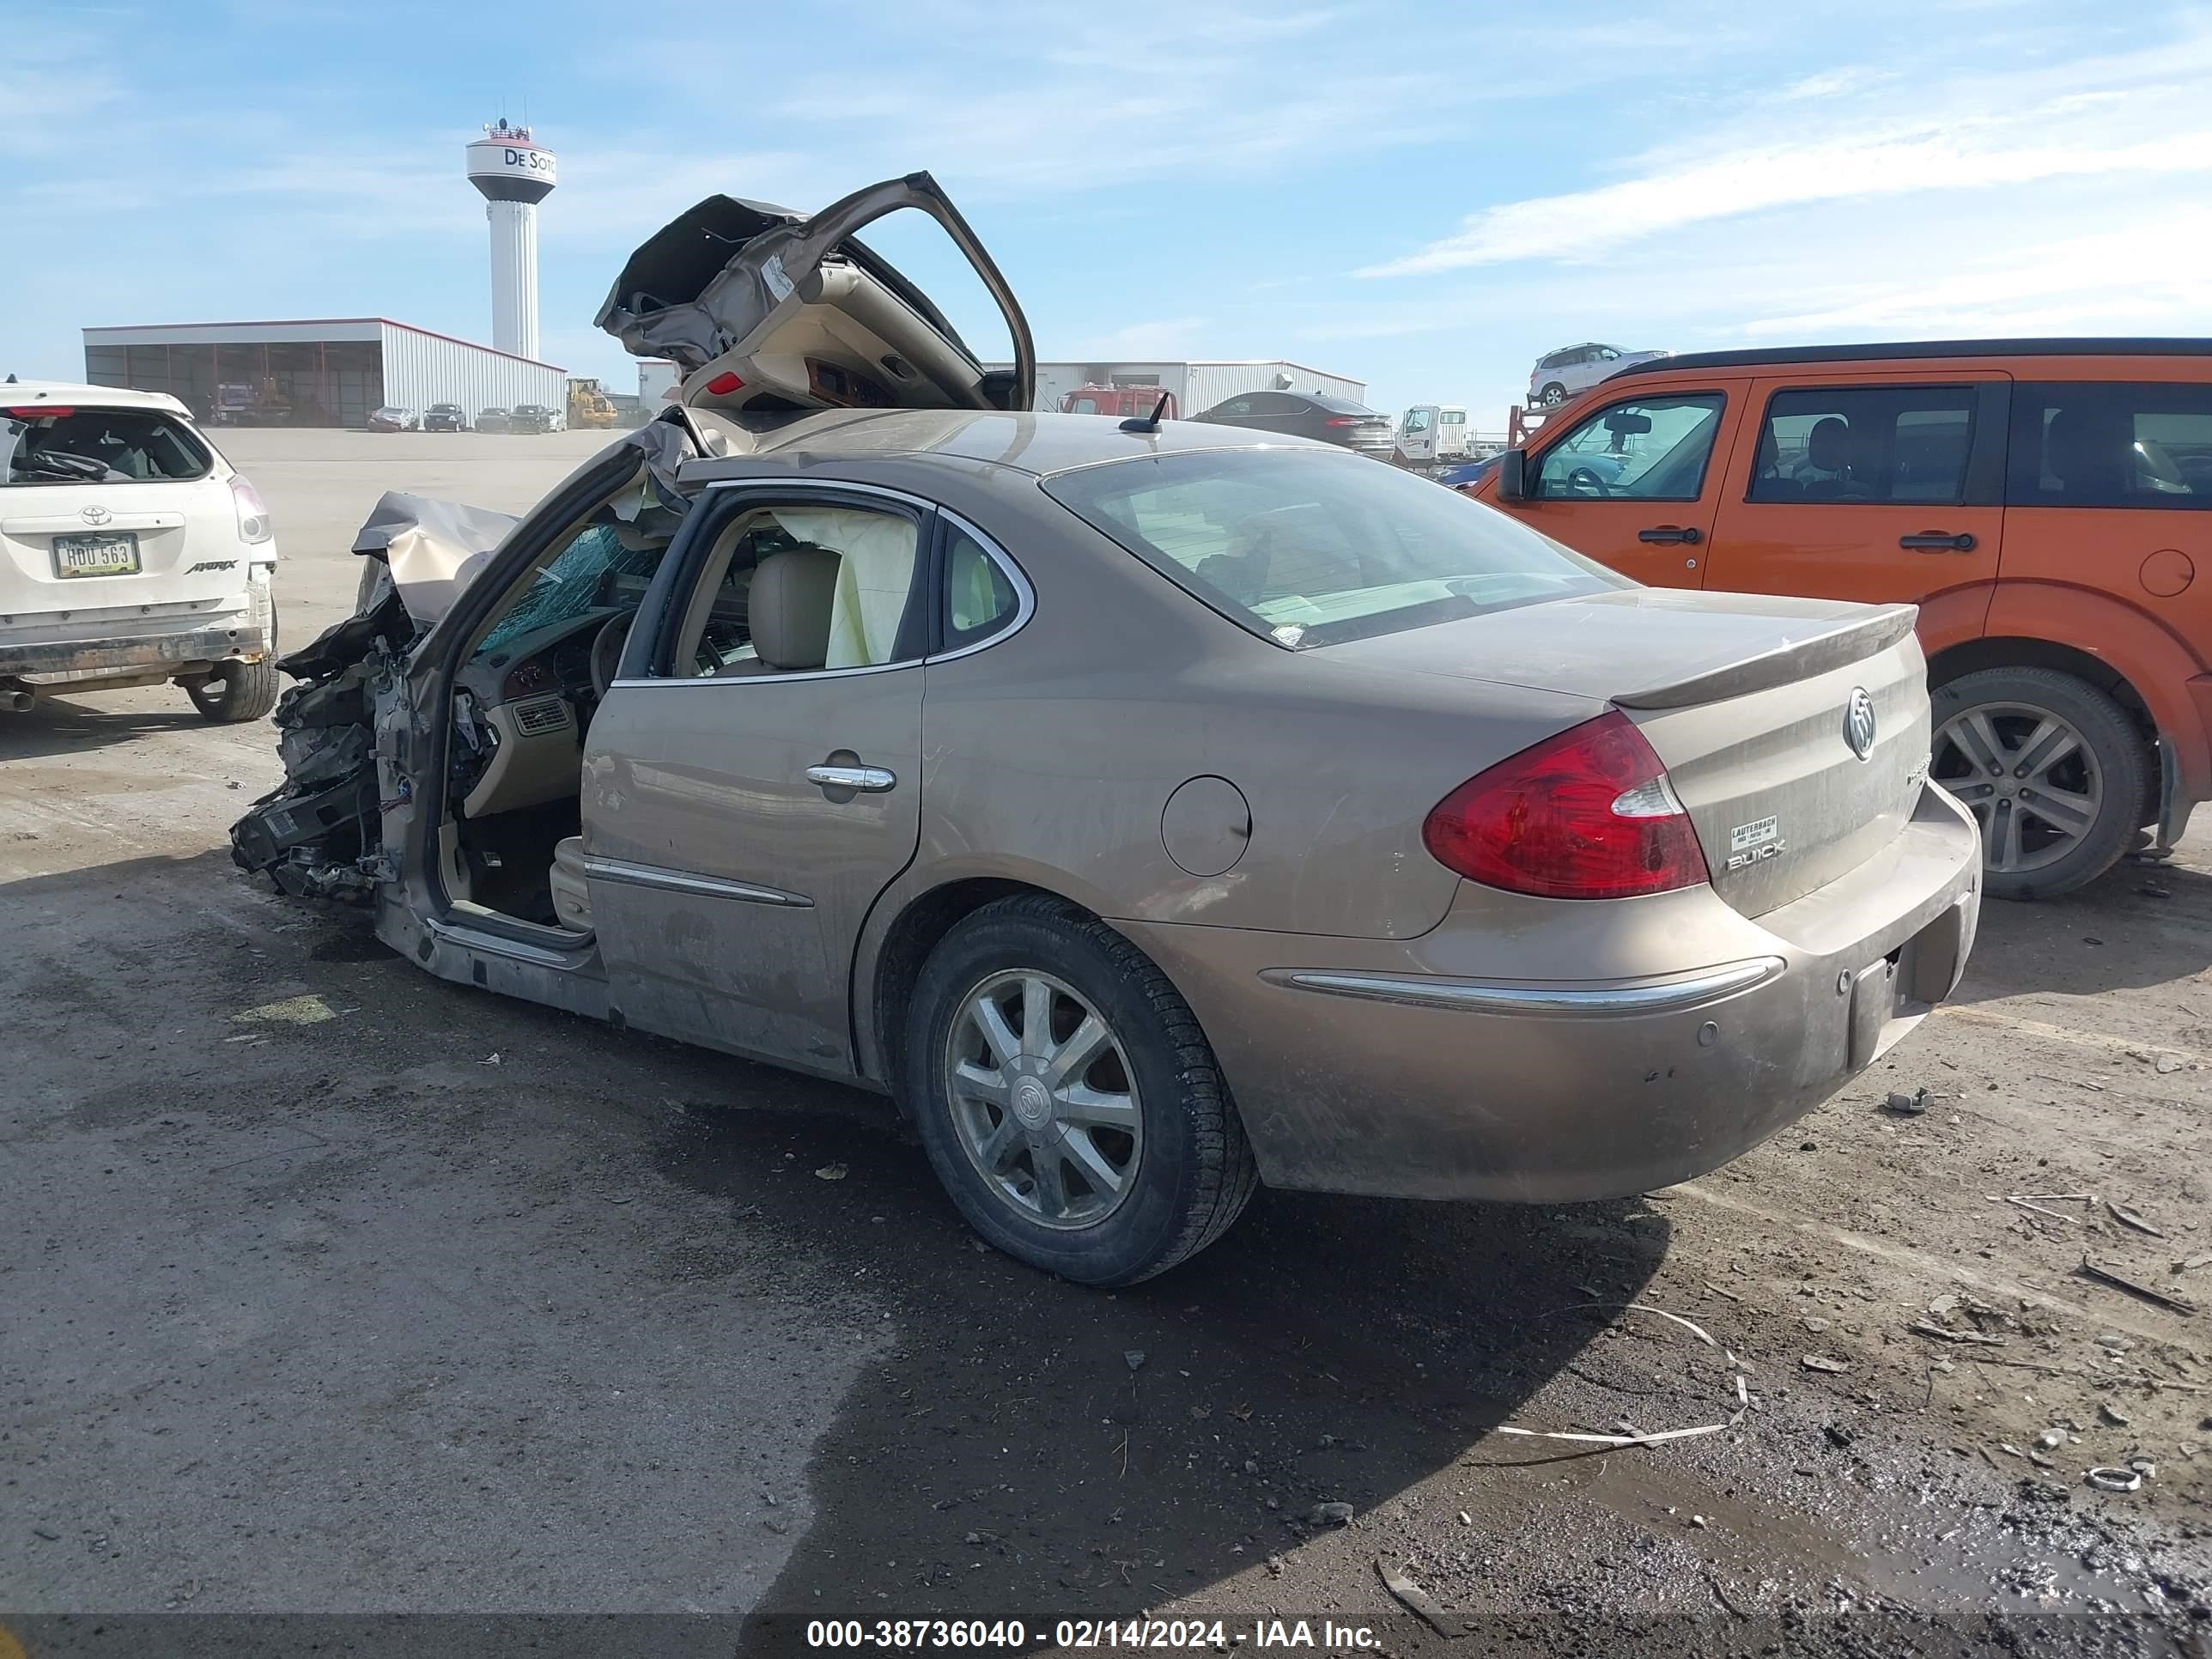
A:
[1537, 382, 1568, 408]
[1930, 666, 2146, 900]
[186, 657, 280, 723]
[905, 895, 1258, 1286]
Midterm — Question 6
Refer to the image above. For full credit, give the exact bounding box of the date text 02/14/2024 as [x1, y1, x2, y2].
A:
[803, 1617, 1382, 1649]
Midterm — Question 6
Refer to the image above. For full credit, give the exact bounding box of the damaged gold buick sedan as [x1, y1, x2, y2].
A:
[234, 173, 1982, 1285]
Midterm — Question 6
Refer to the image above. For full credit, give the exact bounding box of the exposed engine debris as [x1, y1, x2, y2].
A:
[228, 503, 495, 902]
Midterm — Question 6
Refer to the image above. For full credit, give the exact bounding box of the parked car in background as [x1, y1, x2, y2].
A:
[507, 403, 560, 434]
[476, 407, 512, 434]
[1440, 453, 1504, 491]
[1190, 391, 1395, 459]
[1529, 343, 1668, 408]
[422, 403, 469, 433]
[1476, 337, 2212, 897]
[234, 173, 1980, 1287]
[2, 382, 278, 720]
[367, 405, 416, 433]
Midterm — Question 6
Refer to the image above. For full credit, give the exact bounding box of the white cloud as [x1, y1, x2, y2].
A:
[1361, 27, 2212, 277]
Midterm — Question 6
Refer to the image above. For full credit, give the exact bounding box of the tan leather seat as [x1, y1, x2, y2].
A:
[717, 545, 840, 676]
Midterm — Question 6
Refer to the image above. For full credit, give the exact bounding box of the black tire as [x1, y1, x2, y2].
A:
[1930, 665, 2147, 901]
[186, 657, 280, 723]
[1537, 382, 1567, 407]
[904, 895, 1259, 1286]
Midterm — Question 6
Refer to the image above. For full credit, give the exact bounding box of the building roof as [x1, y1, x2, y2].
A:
[1032, 356, 1358, 377]
[81, 317, 564, 371]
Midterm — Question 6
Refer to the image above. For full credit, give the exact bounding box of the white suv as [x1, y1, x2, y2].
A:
[2, 382, 278, 720]
[1528, 343, 1668, 408]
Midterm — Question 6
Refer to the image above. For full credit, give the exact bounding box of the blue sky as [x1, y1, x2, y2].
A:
[4, 1, 2209, 425]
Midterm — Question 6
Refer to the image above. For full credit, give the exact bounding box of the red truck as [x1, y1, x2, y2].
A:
[1060, 385, 1180, 420]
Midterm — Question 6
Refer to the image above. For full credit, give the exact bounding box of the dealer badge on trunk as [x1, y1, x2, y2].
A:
[1844, 686, 1877, 761]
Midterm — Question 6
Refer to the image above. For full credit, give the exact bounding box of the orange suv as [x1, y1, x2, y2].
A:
[1473, 339, 2212, 897]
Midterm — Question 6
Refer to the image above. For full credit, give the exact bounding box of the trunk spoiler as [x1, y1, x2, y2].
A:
[1611, 605, 1917, 710]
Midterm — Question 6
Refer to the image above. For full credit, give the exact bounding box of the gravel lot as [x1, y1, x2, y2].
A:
[3, 430, 2208, 1656]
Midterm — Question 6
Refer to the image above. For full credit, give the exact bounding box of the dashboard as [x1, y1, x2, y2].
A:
[448, 606, 633, 818]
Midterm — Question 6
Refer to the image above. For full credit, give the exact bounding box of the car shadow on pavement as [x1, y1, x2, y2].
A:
[647, 1101, 1671, 1641]
[0, 694, 220, 761]
[1947, 854, 2212, 1006]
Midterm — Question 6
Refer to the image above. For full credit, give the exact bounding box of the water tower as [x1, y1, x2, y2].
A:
[465, 119, 557, 361]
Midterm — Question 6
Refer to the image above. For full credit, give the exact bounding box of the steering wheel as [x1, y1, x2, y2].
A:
[589, 611, 635, 701]
[1566, 465, 1614, 498]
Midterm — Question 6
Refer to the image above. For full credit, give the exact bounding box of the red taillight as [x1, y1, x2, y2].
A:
[1324, 416, 1361, 427]
[703, 371, 744, 396]
[5, 406, 70, 420]
[1421, 711, 1709, 899]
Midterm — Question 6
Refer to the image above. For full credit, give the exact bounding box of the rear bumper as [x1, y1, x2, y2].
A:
[0, 620, 270, 679]
[1118, 783, 1982, 1202]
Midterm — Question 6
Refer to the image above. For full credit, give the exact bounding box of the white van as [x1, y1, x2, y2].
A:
[1, 382, 278, 720]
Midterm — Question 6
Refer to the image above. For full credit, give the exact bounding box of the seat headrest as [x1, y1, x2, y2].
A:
[748, 545, 841, 671]
[2046, 406, 2128, 494]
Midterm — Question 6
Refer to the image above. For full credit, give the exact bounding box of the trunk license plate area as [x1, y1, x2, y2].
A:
[53, 532, 142, 578]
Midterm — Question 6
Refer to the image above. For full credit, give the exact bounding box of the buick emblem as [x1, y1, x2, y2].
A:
[1844, 686, 1877, 761]
[80, 505, 112, 526]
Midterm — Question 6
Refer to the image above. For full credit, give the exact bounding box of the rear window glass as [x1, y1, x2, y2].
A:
[2008, 382, 2212, 508]
[1042, 447, 1629, 648]
[1310, 395, 1377, 416]
[3, 406, 211, 485]
[1749, 385, 1976, 504]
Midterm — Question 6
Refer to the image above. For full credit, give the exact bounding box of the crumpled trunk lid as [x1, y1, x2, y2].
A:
[594, 172, 1035, 416]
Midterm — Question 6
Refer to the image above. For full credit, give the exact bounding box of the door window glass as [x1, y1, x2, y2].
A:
[1403, 409, 1434, 433]
[1749, 386, 1975, 504]
[672, 501, 924, 677]
[1533, 394, 1725, 501]
[941, 526, 1022, 647]
[2008, 382, 2212, 508]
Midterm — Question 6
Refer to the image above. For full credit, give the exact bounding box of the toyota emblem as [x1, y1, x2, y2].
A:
[1844, 686, 1877, 761]
[80, 505, 112, 526]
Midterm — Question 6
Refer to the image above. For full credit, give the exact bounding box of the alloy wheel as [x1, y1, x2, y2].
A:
[943, 969, 1143, 1231]
[1933, 700, 2103, 875]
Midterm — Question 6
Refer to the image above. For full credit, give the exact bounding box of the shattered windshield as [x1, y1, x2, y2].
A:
[474, 521, 666, 658]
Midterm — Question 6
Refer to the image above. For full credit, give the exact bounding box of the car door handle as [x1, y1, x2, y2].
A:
[1899, 532, 1977, 551]
[806, 763, 897, 793]
[1638, 526, 1702, 544]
